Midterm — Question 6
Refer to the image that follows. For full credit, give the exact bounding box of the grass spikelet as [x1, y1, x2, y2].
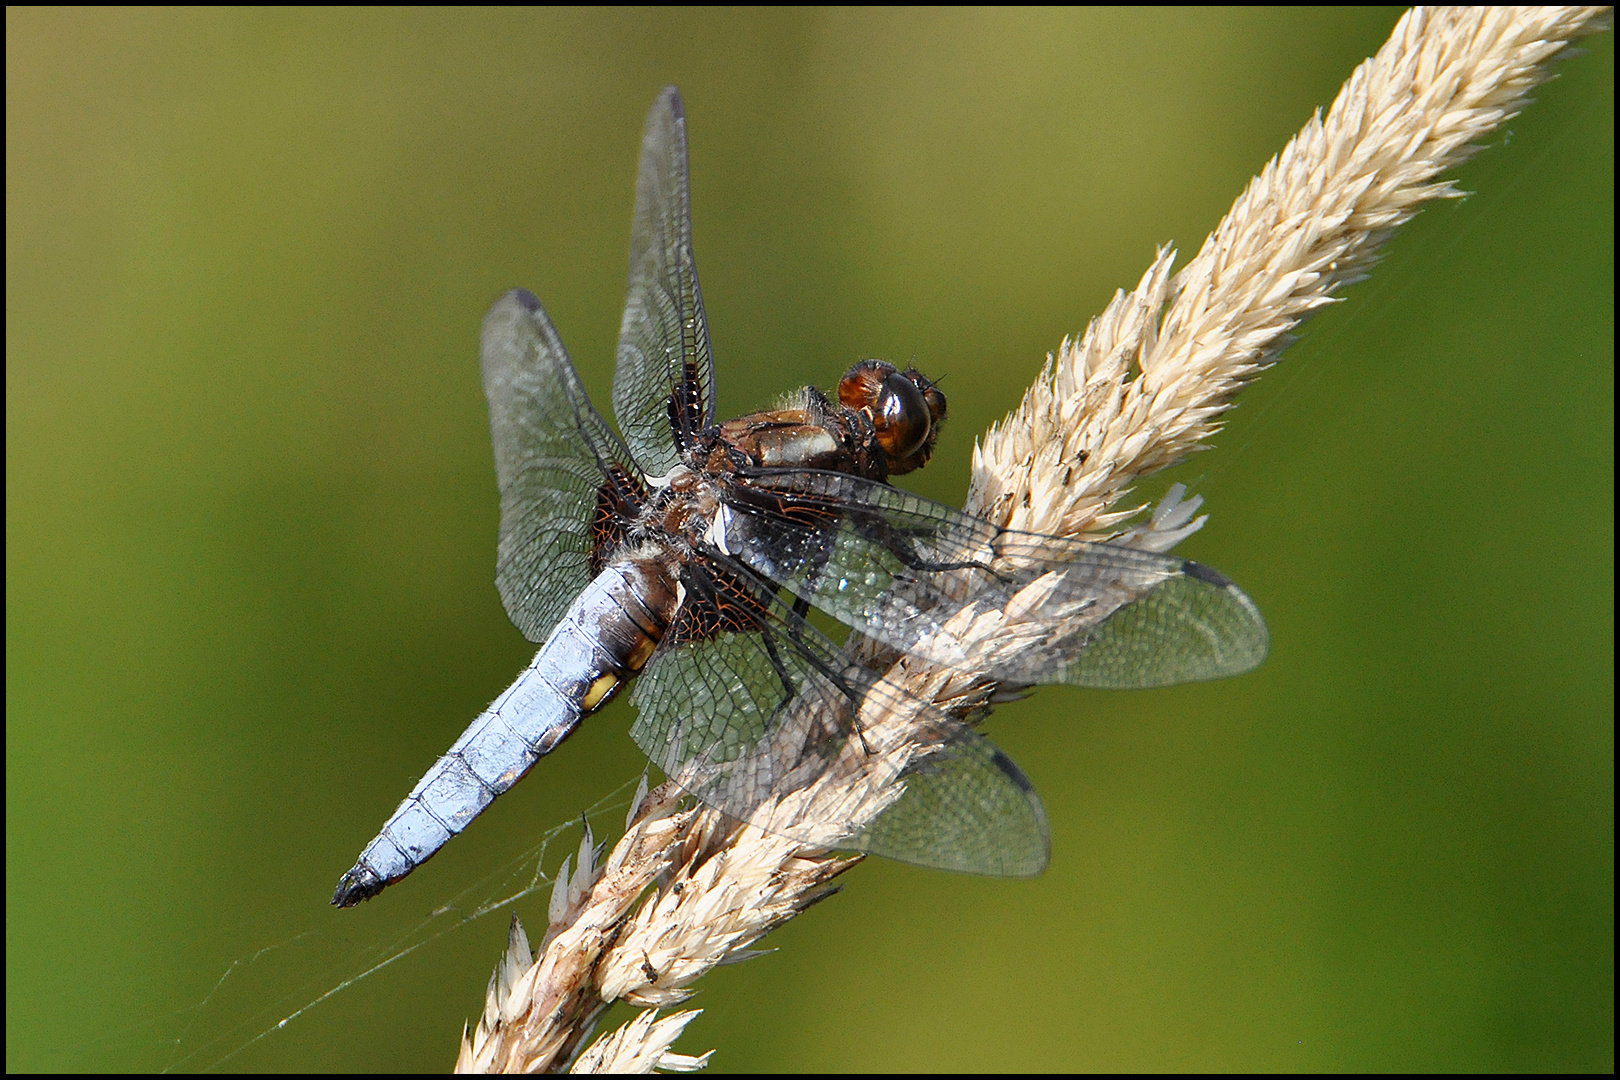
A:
[968, 6, 1612, 539]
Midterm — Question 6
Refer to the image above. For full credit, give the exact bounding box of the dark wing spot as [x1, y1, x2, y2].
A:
[1182, 560, 1235, 588]
[990, 747, 1037, 794]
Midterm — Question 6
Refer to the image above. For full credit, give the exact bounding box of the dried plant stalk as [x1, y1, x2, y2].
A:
[969, 5, 1612, 538]
[457, 8, 1612, 1072]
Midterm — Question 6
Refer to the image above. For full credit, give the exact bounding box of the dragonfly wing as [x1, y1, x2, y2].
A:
[481, 289, 643, 643]
[848, 727, 1048, 878]
[628, 555, 1049, 876]
[720, 469, 1268, 688]
[612, 86, 715, 477]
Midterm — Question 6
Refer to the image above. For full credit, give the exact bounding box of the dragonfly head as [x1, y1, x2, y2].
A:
[838, 359, 947, 476]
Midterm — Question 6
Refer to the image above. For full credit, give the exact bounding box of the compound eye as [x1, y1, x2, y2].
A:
[838, 359, 943, 472]
[870, 371, 932, 461]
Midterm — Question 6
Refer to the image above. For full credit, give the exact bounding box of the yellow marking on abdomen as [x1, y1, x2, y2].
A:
[582, 672, 619, 711]
[626, 636, 657, 671]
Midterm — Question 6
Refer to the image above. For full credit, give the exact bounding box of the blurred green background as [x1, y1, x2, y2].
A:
[8, 8, 1611, 1072]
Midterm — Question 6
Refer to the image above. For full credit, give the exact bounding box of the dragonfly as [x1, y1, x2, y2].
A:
[332, 87, 1268, 907]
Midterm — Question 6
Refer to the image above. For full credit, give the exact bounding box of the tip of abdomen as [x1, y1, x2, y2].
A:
[331, 865, 386, 907]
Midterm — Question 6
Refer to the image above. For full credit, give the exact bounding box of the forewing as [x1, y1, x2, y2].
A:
[628, 558, 1049, 877]
[481, 289, 642, 643]
[720, 470, 1269, 688]
[612, 86, 715, 477]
